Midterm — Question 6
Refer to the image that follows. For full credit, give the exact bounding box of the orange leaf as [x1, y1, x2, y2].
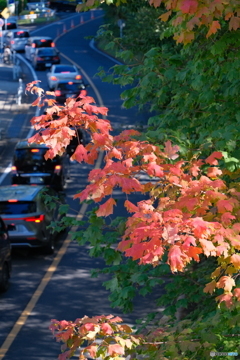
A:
[233, 288, 240, 301]
[108, 344, 125, 356]
[205, 151, 223, 165]
[84, 345, 97, 359]
[101, 323, 113, 335]
[206, 21, 221, 38]
[159, 10, 172, 21]
[164, 140, 180, 160]
[216, 276, 235, 292]
[229, 16, 240, 30]
[96, 198, 116, 217]
[167, 245, 188, 272]
[230, 254, 240, 269]
[149, 0, 162, 8]
[215, 293, 233, 308]
[207, 166, 222, 178]
[203, 280, 217, 294]
[199, 239, 216, 257]
[124, 200, 138, 213]
[71, 144, 88, 163]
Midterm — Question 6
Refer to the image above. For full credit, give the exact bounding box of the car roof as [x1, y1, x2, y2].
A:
[52, 64, 76, 69]
[7, 29, 29, 33]
[15, 140, 49, 150]
[0, 185, 44, 202]
[29, 36, 52, 40]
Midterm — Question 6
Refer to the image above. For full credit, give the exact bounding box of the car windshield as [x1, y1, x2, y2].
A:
[0, 202, 37, 215]
[58, 82, 85, 91]
[13, 148, 59, 166]
[54, 66, 75, 73]
[14, 31, 29, 38]
[34, 39, 52, 48]
[38, 48, 56, 56]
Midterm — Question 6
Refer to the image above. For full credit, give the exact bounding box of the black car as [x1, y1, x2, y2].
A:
[32, 47, 60, 70]
[54, 80, 87, 104]
[0, 216, 11, 292]
[11, 140, 69, 191]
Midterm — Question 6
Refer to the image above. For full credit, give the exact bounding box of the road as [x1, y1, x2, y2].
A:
[0, 10, 163, 360]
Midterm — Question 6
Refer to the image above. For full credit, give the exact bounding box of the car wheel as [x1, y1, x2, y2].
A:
[43, 236, 55, 255]
[0, 263, 9, 292]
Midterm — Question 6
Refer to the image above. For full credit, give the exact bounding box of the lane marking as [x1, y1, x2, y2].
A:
[0, 14, 106, 359]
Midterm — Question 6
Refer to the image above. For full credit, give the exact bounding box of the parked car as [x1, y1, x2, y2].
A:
[47, 64, 82, 90]
[32, 47, 60, 70]
[11, 140, 69, 191]
[25, 36, 55, 61]
[3, 29, 30, 52]
[0, 216, 11, 292]
[54, 80, 87, 103]
[0, 185, 65, 254]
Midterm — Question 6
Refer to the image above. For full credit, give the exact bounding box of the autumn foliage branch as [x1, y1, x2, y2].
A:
[78, 0, 240, 45]
[27, 83, 240, 358]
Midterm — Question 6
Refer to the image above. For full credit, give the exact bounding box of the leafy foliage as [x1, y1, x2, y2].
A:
[27, 83, 240, 359]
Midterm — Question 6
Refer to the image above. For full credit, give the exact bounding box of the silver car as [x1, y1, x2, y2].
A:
[47, 64, 82, 90]
[4, 29, 30, 52]
[0, 185, 64, 254]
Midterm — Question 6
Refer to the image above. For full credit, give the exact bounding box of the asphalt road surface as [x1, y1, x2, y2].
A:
[0, 10, 163, 360]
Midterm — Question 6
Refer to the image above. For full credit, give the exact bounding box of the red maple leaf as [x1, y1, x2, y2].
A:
[71, 144, 88, 163]
[108, 344, 125, 356]
[164, 140, 180, 160]
[205, 151, 223, 165]
[96, 198, 116, 217]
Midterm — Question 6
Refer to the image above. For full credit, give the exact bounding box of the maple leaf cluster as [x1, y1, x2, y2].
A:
[150, 0, 240, 44]
[28, 86, 240, 312]
[79, 0, 240, 44]
[49, 315, 141, 360]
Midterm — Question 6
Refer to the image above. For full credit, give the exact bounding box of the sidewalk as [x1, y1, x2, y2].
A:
[0, 60, 37, 175]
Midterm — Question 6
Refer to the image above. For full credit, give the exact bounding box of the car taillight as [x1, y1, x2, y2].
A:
[32, 43, 36, 48]
[53, 56, 59, 60]
[51, 42, 55, 47]
[75, 75, 82, 80]
[54, 165, 62, 174]
[11, 165, 17, 174]
[25, 214, 45, 223]
[50, 76, 57, 81]
[11, 40, 14, 44]
[37, 57, 43, 61]
[55, 90, 61, 96]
